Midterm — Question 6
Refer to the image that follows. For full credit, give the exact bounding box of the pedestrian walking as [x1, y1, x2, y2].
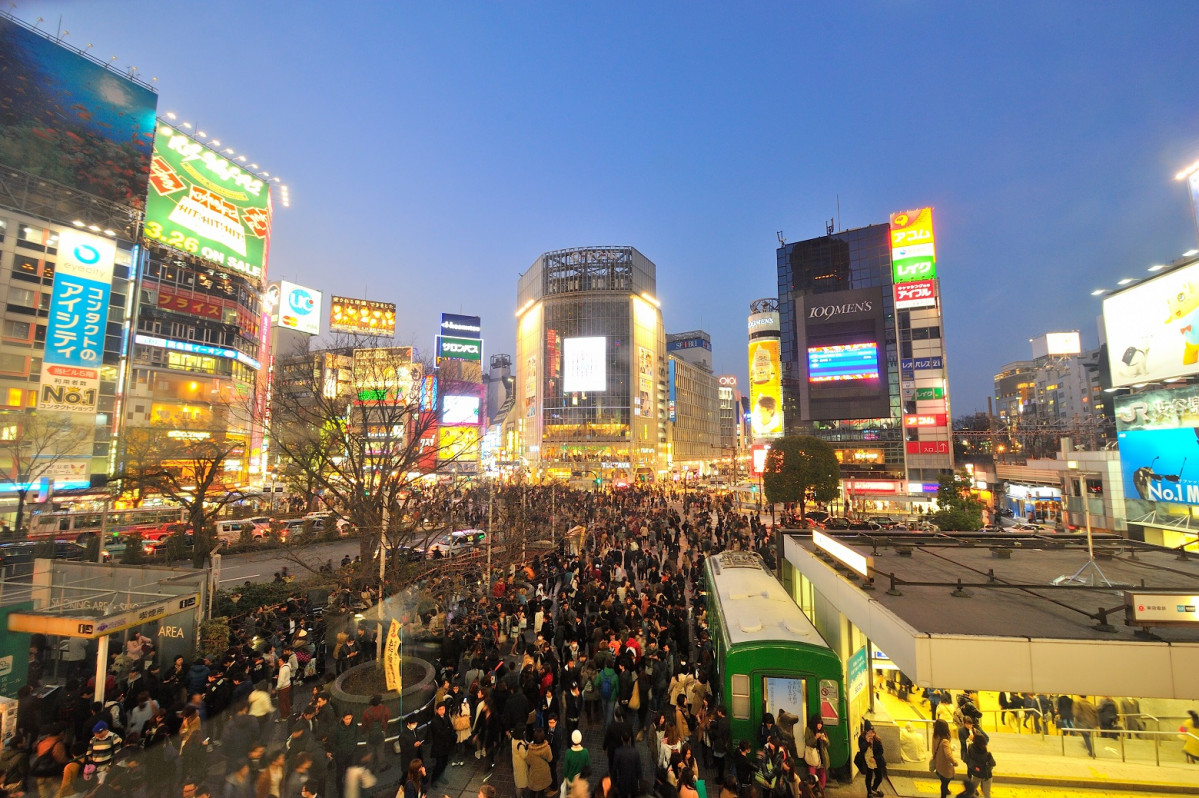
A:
[931, 718, 958, 798]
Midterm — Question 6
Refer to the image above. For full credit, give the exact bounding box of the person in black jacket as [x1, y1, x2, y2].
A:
[733, 739, 755, 788]
[853, 721, 886, 798]
[708, 706, 731, 782]
[429, 699, 456, 786]
[610, 730, 641, 798]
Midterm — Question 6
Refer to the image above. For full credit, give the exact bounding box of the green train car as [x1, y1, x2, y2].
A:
[705, 551, 849, 770]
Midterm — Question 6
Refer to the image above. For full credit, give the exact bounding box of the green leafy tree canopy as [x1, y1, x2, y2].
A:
[933, 470, 985, 531]
[761, 436, 840, 517]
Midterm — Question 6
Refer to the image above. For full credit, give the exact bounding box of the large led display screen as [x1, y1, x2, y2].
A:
[39, 229, 115, 413]
[807, 343, 879, 383]
[1103, 261, 1199, 388]
[277, 281, 322, 335]
[441, 395, 480, 426]
[889, 207, 937, 283]
[748, 339, 783, 438]
[0, 19, 157, 207]
[799, 286, 890, 422]
[330, 296, 397, 336]
[563, 337, 606, 392]
[1116, 385, 1199, 506]
[145, 124, 272, 280]
[438, 425, 479, 461]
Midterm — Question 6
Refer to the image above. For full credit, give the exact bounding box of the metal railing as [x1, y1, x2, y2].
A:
[893, 714, 1199, 769]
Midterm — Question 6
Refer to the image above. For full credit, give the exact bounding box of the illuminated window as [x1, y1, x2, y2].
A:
[0, 424, 16, 441]
[5, 388, 21, 407]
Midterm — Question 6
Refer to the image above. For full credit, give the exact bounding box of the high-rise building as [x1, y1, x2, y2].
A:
[515, 246, 665, 483]
[0, 17, 158, 515]
[775, 211, 953, 512]
[993, 332, 1109, 453]
[665, 331, 720, 473]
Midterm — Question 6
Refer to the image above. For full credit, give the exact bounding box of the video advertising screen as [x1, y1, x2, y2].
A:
[441, 394, 480, 425]
[563, 337, 606, 392]
[807, 343, 879, 383]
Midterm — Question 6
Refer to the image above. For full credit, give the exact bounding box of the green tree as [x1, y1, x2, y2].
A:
[761, 436, 840, 518]
[932, 470, 985, 531]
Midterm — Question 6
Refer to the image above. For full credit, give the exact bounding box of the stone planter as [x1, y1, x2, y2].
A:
[330, 657, 437, 724]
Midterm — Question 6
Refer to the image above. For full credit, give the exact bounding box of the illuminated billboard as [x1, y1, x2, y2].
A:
[352, 347, 416, 404]
[893, 279, 937, 310]
[1103, 261, 1199, 387]
[1116, 386, 1199, 506]
[436, 335, 482, 361]
[39, 230, 115, 413]
[438, 425, 479, 461]
[637, 347, 654, 417]
[807, 343, 879, 383]
[330, 296, 396, 336]
[890, 207, 937, 284]
[277, 281, 322, 335]
[748, 339, 783, 438]
[441, 395, 480, 426]
[441, 313, 481, 339]
[144, 124, 272, 280]
[563, 337, 606, 392]
[0, 18, 157, 207]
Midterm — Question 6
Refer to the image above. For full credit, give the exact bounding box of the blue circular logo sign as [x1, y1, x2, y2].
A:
[288, 289, 315, 316]
[73, 244, 101, 265]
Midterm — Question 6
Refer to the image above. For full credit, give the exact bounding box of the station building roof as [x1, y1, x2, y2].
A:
[784, 531, 1199, 699]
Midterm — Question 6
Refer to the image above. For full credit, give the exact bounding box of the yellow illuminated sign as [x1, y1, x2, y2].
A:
[748, 339, 782, 438]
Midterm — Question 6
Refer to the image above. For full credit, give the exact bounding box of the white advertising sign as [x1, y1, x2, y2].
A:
[563, 337, 606, 392]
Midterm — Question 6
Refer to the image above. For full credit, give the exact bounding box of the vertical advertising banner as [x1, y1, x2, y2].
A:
[40, 230, 116, 413]
[384, 619, 402, 692]
[638, 346, 654, 418]
[889, 207, 937, 283]
[748, 339, 783, 438]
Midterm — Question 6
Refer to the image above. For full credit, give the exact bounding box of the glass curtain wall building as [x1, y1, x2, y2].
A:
[515, 247, 666, 483]
[777, 224, 904, 480]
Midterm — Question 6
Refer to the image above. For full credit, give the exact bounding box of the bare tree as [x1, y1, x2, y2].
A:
[268, 337, 470, 564]
[0, 410, 91, 535]
[113, 408, 249, 567]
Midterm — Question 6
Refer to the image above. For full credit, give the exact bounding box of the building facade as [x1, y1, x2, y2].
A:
[515, 246, 666, 483]
[775, 212, 954, 512]
[666, 331, 720, 472]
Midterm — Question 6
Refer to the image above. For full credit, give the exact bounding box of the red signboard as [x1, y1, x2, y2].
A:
[903, 413, 948, 428]
[906, 441, 950, 455]
[415, 413, 439, 471]
[158, 290, 224, 320]
[893, 279, 937, 310]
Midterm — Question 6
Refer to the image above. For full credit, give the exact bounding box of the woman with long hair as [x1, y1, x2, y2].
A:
[804, 713, 831, 791]
[931, 719, 958, 798]
[402, 758, 426, 798]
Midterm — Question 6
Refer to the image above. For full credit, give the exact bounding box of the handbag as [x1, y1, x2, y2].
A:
[928, 757, 936, 773]
[629, 677, 641, 710]
[803, 745, 821, 768]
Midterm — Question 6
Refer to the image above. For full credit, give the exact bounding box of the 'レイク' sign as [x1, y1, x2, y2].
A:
[893, 279, 937, 310]
[906, 441, 950, 455]
[1125, 592, 1199, 625]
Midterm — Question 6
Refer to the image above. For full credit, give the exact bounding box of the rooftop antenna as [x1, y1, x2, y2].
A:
[776, 231, 786, 247]
[836, 194, 841, 232]
[825, 219, 834, 235]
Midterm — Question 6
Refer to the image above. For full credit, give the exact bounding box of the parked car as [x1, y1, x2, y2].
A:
[0, 540, 101, 567]
[1011, 521, 1043, 532]
[871, 516, 900, 528]
[425, 529, 486, 558]
[848, 520, 882, 531]
[824, 517, 852, 530]
[806, 510, 832, 524]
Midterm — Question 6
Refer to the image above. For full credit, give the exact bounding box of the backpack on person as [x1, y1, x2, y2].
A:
[30, 749, 64, 778]
[599, 669, 616, 701]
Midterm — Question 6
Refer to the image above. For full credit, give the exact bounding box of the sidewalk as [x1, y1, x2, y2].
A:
[860, 691, 1199, 796]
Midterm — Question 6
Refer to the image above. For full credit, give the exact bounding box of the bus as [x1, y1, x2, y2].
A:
[704, 550, 850, 771]
[28, 506, 187, 542]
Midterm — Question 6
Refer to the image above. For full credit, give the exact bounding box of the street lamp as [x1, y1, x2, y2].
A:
[1064, 463, 1112, 586]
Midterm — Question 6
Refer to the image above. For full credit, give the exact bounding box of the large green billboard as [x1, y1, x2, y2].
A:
[144, 124, 273, 280]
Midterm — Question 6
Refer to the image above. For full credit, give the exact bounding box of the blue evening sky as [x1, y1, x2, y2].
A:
[24, 1, 1199, 411]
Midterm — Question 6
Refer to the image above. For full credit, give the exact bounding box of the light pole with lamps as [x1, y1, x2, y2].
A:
[1065, 463, 1112, 586]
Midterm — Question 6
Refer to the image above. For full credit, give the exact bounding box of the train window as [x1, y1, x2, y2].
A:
[731, 674, 750, 720]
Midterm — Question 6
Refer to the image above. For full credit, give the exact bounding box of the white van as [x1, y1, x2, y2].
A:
[425, 529, 486, 558]
[215, 519, 265, 543]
